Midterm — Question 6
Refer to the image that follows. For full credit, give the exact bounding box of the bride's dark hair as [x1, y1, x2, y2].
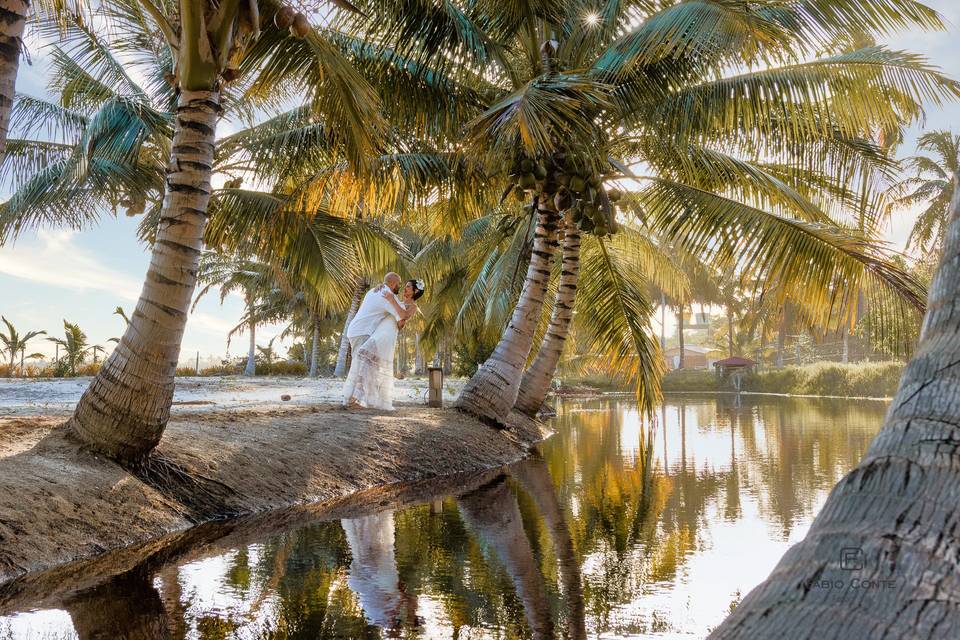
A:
[406, 279, 425, 300]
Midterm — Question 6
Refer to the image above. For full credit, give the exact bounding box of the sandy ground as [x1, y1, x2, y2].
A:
[0, 377, 547, 589]
[0, 375, 466, 416]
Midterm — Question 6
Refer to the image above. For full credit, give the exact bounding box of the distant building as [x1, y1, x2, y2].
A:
[713, 356, 758, 377]
[663, 345, 722, 370]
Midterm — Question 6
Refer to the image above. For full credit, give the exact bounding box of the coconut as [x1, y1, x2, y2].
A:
[533, 163, 548, 180]
[290, 13, 311, 38]
[275, 6, 296, 29]
[520, 158, 534, 173]
[568, 176, 586, 193]
[519, 173, 537, 189]
[607, 188, 622, 202]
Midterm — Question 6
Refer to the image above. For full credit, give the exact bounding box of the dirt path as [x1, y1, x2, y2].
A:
[0, 403, 547, 586]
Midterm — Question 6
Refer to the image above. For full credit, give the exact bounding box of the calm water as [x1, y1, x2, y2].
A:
[0, 396, 888, 639]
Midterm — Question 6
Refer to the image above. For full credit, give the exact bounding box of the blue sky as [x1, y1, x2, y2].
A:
[1, 3, 957, 364]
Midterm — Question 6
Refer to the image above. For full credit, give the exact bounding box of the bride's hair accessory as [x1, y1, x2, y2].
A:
[406, 278, 426, 300]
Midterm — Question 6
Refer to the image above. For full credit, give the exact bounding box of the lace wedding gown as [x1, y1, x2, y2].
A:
[342, 305, 403, 410]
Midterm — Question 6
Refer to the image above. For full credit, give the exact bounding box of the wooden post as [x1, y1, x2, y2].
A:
[427, 366, 443, 407]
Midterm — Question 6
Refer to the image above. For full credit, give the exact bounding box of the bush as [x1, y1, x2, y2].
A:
[661, 361, 904, 398]
[661, 369, 722, 392]
[260, 361, 308, 376]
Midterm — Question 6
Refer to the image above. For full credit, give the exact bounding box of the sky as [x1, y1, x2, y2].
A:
[1, 2, 958, 365]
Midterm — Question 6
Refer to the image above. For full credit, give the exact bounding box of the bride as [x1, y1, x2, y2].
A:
[343, 279, 424, 410]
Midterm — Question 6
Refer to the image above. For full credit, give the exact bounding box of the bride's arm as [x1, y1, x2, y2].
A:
[381, 290, 415, 319]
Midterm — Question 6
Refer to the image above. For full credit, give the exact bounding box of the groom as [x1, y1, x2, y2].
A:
[346, 273, 403, 358]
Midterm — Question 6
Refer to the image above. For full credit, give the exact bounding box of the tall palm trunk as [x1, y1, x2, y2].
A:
[243, 292, 256, 377]
[0, 1, 28, 158]
[727, 306, 735, 357]
[457, 201, 560, 426]
[660, 292, 667, 350]
[676, 304, 685, 369]
[515, 210, 581, 416]
[776, 314, 786, 368]
[710, 179, 960, 638]
[68, 90, 219, 462]
[309, 313, 320, 378]
[414, 332, 425, 375]
[334, 278, 366, 377]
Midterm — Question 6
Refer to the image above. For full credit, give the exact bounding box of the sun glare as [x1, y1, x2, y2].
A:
[584, 12, 600, 25]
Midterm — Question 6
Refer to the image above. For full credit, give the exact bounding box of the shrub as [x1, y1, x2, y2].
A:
[661, 369, 722, 392]
[261, 360, 308, 376]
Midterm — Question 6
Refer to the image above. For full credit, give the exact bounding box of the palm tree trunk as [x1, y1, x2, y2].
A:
[710, 179, 960, 639]
[68, 90, 219, 463]
[456, 201, 560, 426]
[334, 278, 366, 377]
[776, 314, 786, 368]
[0, 0, 27, 158]
[841, 326, 849, 364]
[414, 332, 425, 375]
[515, 210, 581, 416]
[660, 293, 667, 350]
[677, 305, 686, 369]
[727, 306, 735, 357]
[243, 293, 256, 377]
[309, 314, 320, 378]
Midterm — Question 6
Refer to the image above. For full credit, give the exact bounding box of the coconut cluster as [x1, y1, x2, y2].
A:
[507, 151, 621, 236]
[275, 6, 312, 38]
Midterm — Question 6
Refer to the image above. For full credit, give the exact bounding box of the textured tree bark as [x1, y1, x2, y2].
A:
[243, 292, 256, 377]
[457, 202, 560, 426]
[515, 210, 581, 416]
[0, 0, 27, 158]
[308, 313, 320, 378]
[710, 179, 960, 639]
[458, 477, 554, 639]
[334, 278, 366, 377]
[68, 91, 219, 463]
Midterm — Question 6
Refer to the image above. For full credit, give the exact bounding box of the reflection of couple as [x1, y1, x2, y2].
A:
[342, 272, 424, 410]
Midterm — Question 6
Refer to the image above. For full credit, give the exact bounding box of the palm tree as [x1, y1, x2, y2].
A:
[0, 1, 385, 462]
[889, 129, 959, 258]
[46, 319, 96, 376]
[194, 252, 276, 377]
[348, 0, 952, 425]
[709, 178, 960, 635]
[0, 0, 33, 159]
[0, 316, 45, 376]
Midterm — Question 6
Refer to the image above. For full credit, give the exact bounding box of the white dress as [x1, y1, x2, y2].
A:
[342, 301, 404, 410]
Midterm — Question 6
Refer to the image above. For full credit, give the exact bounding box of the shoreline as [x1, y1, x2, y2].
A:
[0, 402, 548, 589]
[557, 388, 893, 403]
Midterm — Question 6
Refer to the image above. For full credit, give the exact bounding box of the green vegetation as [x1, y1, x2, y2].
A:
[658, 362, 904, 398]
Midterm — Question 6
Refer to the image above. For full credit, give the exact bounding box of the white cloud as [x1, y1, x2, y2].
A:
[0, 229, 144, 299]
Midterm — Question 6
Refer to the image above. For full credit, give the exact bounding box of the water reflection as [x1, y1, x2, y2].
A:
[0, 396, 886, 639]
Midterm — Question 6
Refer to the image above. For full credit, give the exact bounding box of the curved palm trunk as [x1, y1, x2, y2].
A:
[515, 210, 581, 416]
[710, 180, 960, 639]
[68, 90, 219, 463]
[457, 478, 554, 639]
[308, 313, 320, 378]
[511, 458, 587, 640]
[0, 1, 27, 158]
[243, 292, 256, 377]
[457, 201, 560, 425]
[334, 278, 366, 377]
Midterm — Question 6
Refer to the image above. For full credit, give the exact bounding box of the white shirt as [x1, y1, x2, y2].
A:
[346, 287, 401, 338]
